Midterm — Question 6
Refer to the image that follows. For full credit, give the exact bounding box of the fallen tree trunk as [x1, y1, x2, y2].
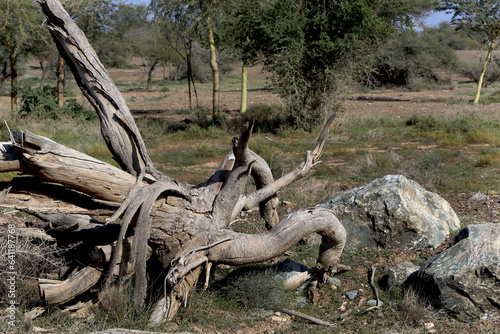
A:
[0, 0, 348, 324]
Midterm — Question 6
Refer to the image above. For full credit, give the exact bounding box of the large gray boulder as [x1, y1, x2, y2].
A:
[321, 175, 460, 249]
[404, 223, 500, 322]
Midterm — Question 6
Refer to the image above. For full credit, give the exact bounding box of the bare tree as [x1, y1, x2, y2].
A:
[0, 0, 346, 323]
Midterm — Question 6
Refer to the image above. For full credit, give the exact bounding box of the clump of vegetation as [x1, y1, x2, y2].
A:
[220, 267, 291, 310]
[476, 148, 500, 167]
[459, 57, 500, 89]
[18, 87, 95, 121]
[233, 103, 288, 134]
[398, 288, 436, 328]
[372, 29, 458, 89]
[0, 225, 64, 308]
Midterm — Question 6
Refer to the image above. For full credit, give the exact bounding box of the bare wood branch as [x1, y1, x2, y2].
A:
[38, 0, 159, 177]
[5, 130, 138, 204]
[370, 265, 381, 307]
[208, 208, 346, 275]
[238, 114, 337, 213]
[39, 267, 101, 306]
[281, 308, 337, 327]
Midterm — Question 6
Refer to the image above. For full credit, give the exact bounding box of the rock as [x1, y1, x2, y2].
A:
[328, 277, 341, 287]
[367, 300, 384, 307]
[385, 261, 420, 290]
[295, 296, 308, 308]
[404, 223, 500, 322]
[470, 192, 488, 202]
[321, 175, 460, 249]
[277, 258, 309, 273]
[345, 290, 358, 300]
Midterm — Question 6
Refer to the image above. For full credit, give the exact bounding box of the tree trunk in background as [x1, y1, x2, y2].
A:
[39, 61, 48, 90]
[9, 52, 17, 111]
[146, 61, 159, 91]
[207, 12, 220, 122]
[474, 41, 496, 104]
[240, 62, 248, 113]
[56, 55, 64, 107]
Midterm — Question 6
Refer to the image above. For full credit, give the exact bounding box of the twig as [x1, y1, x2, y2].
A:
[370, 265, 380, 307]
[281, 308, 337, 327]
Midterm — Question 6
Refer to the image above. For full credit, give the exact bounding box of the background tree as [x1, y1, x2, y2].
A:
[0, 0, 42, 111]
[372, 29, 459, 88]
[219, 0, 272, 114]
[241, 0, 438, 130]
[443, 0, 500, 104]
[151, 0, 223, 122]
[127, 22, 183, 91]
[95, 2, 149, 68]
[150, 0, 202, 110]
[25, 24, 58, 90]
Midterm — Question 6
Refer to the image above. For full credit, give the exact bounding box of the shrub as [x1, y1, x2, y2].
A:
[19, 87, 60, 120]
[221, 267, 290, 310]
[18, 87, 93, 120]
[231, 103, 288, 134]
[476, 148, 500, 167]
[459, 56, 500, 88]
[372, 30, 458, 89]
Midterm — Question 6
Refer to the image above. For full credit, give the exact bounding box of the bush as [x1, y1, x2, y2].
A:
[233, 103, 288, 134]
[459, 56, 500, 88]
[18, 87, 94, 120]
[220, 267, 290, 310]
[19, 87, 60, 120]
[372, 30, 458, 88]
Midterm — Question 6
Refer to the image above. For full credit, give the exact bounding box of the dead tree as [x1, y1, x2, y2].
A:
[0, 0, 347, 323]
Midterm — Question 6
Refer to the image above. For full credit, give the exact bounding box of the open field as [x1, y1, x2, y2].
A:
[0, 52, 499, 333]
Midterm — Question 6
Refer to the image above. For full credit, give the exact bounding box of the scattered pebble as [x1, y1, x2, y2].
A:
[367, 299, 384, 307]
[345, 290, 358, 300]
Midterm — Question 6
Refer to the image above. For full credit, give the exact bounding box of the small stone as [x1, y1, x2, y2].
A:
[367, 300, 384, 307]
[345, 290, 358, 300]
[424, 322, 435, 330]
[295, 296, 307, 308]
[271, 316, 287, 322]
[470, 192, 488, 202]
[328, 277, 341, 286]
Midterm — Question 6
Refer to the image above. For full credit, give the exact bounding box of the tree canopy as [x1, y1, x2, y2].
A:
[223, 0, 439, 129]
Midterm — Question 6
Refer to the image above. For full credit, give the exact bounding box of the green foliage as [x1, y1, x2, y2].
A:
[476, 148, 500, 167]
[372, 29, 458, 88]
[220, 266, 291, 310]
[19, 87, 60, 120]
[233, 103, 288, 134]
[18, 87, 95, 120]
[242, 0, 437, 130]
[424, 21, 473, 50]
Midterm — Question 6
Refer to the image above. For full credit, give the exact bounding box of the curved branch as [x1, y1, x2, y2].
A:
[209, 207, 346, 275]
[239, 113, 337, 211]
[212, 123, 255, 226]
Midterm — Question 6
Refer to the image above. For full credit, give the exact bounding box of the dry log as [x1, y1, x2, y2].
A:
[0, 0, 350, 324]
[39, 267, 101, 306]
[4, 132, 139, 204]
